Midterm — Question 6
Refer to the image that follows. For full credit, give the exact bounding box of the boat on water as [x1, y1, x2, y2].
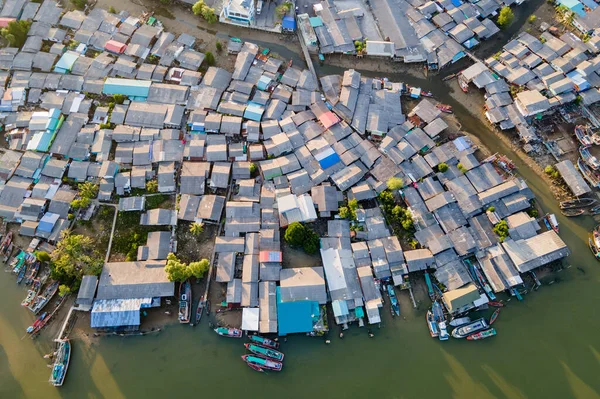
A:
[589, 226, 600, 260]
[544, 213, 559, 233]
[215, 327, 242, 338]
[246, 362, 265, 373]
[16, 262, 28, 283]
[24, 261, 40, 285]
[579, 146, 600, 170]
[194, 296, 205, 326]
[426, 310, 439, 338]
[0, 231, 13, 254]
[432, 300, 444, 322]
[451, 318, 489, 339]
[560, 197, 597, 209]
[467, 328, 497, 341]
[578, 157, 600, 188]
[488, 301, 504, 307]
[561, 208, 585, 217]
[241, 355, 282, 371]
[489, 308, 500, 325]
[178, 281, 191, 324]
[244, 343, 284, 361]
[249, 334, 279, 349]
[458, 74, 469, 92]
[2, 242, 13, 262]
[438, 321, 449, 341]
[575, 125, 593, 147]
[436, 103, 453, 113]
[449, 317, 471, 327]
[49, 339, 71, 387]
[28, 281, 59, 314]
[21, 290, 37, 307]
[387, 284, 400, 317]
[26, 312, 47, 333]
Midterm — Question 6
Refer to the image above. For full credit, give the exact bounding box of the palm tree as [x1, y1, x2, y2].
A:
[190, 222, 204, 236]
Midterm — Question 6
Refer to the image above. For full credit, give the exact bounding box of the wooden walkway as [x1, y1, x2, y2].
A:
[296, 29, 320, 90]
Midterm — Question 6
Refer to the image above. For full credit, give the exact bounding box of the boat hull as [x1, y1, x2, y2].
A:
[467, 328, 497, 341]
[451, 318, 489, 339]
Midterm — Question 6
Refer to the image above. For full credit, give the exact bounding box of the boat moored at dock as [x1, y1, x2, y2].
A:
[438, 322, 449, 341]
[449, 317, 471, 327]
[426, 310, 439, 338]
[244, 343, 284, 361]
[49, 339, 71, 387]
[242, 355, 282, 371]
[560, 197, 597, 209]
[544, 213, 559, 233]
[215, 327, 243, 338]
[451, 318, 489, 339]
[467, 328, 497, 341]
[589, 226, 600, 260]
[489, 308, 500, 325]
[249, 334, 279, 349]
[178, 281, 191, 324]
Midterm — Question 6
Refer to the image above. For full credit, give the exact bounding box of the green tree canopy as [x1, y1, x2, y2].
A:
[284, 222, 306, 246]
[36, 250, 51, 263]
[189, 259, 210, 279]
[338, 206, 350, 219]
[50, 231, 103, 288]
[59, 284, 72, 297]
[205, 51, 215, 67]
[438, 162, 449, 173]
[146, 180, 158, 193]
[192, 0, 218, 23]
[497, 7, 514, 28]
[190, 222, 204, 236]
[165, 254, 210, 281]
[386, 177, 404, 191]
[1, 20, 31, 48]
[493, 220, 509, 242]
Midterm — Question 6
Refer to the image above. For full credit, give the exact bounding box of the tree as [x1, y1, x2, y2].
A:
[108, 6, 117, 13]
[146, 180, 158, 193]
[275, 2, 292, 20]
[189, 259, 210, 279]
[457, 163, 467, 173]
[192, 0, 205, 15]
[487, 206, 496, 213]
[205, 51, 216, 67]
[35, 251, 51, 262]
[338, 206, 350, 219]
[58, 284, 72, 297]
[528, 15, 537, 23]
[216, 41, 223, 52]
[190, 222, 204, 236]
[303, 230, 320, 254]
[284, 222, 306, 247]
[0, 20, 31, 48]
[165, 253, 192, 282]
[192, 0, 217, 23]
[493, 220, 509, 242]
[70, 197, 91, 210]
[438, 162, 449, 173]
[249, 162, 258, 175]
[79, 181, 99, 199]
[497, 7, 514, 28]
[112, 94, 126, 105]
[387, 177, 404, 191]
[70, 0, 87, 10]
[50, 232, 104, 288]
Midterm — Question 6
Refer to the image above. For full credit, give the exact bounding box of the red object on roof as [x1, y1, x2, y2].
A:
[0, 18, 16, 28]
[105, 40, 127, 54]
[319, 111, 339, 130]
[259, 251, 282, 263]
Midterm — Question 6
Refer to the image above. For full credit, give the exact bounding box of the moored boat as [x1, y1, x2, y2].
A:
[561, 208, 585, 217]
[449, 317, 471, 327]
[387, 284, 400, 317]
[432, 300, 444, 322]
[579, 146, 600, 170]
[544, 213, 559, 233]
[178, 280, 191, 324]
[575, 125, 593, 147]
[436, 103, 453, 113]
[29, 281, 59, 314]
[467, 328, 497, 341]
[560, 197, 597, 209]
[21, 290, 37, 307]
[242, 355, 282, 371]
[458, 75, 469, 92]
[578, 157, 600, 188]
[589, 226, 600, 260]
[438, 321, 449, 341]
[451, 318, 489, 339]
[249, 334, 279, 349]
[0, 231, 13, 254]
[24, 261, 40, 285]
[244, 343, 284, 361]
[489, 308, 500, 325]
[49, 339, 71, 387]
[426, 310, 439, 338]
[194, 296, 205, 326]
[215, 327, 242, 338]
[246, 362, 265, 372]
[488, 301, 504, 307]
[26, 311, 47, 334]
[16, 262, 28, 284]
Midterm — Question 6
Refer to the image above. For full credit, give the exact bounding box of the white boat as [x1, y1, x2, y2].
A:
[449, 317, 471, 327]
[438, 321, 449, 341]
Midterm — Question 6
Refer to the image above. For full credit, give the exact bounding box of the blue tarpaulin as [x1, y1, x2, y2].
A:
[282, 16, 296, 31]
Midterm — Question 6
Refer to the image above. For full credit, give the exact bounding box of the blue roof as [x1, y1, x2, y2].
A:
[276, 288, 316, 336]
[282, 16, 296, 30]
[309, 17, 323, 27]
[38, 212, 60, 232]
[558, 0, 585, 15]
[103, 78, 152, 98]
[91, 298, 153, 328]
[244, 102, 264, 121]
[581, 0, 597, 10]
[54, 51, 79, 73]
[450, 0, 462, 6]
[317, 151, 340, 169]
[567, 70, 591, 91]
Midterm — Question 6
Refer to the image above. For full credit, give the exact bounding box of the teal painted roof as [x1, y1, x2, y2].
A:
[103, 78, 152, 98]
[54, 51, 79, 73]
[276, 287, 315, 336]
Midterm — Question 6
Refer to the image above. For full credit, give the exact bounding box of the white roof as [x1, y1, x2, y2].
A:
[241, 307, 259, 331]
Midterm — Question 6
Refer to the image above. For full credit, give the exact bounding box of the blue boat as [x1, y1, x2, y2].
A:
[50, 339, 71, 386]
[426, 310, 439, 338]
[424, 272, 435, 300]
[387, 284, 400, 317]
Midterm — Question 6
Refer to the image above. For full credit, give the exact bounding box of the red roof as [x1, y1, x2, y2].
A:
[104, 40, 127, 54]
[0, 18, 16, 28]
[259, 251, 282, 263]
[319, 111, 339, 129]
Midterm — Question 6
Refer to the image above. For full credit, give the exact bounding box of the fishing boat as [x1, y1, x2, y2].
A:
[593, 133, 600, 145]
[244, 343, 285, 361]
[561, 208, 585, 217]
[489, 308, 500, 325]
[0, 231, 12, 254]
[424, 271, 435, 301]
[21, 290, 37, 307]
[436, 103, 453, 113]
[28, 281, 59, 314]
[49, 340, 71, 387]
[2, 242, 13, 262]
[579, 146, 600, 170]
[544, 213, 559, 233]
[242, 355, 282, 371]
[178, 280, 191, 324]
[26, 312, 48, 333]
[24, 261, 40, 285]
[442, 73, 458, 81]
[578, 157, 600, 188]
[432, 300, 444, 322]
[575, 125, 593, 147]
[451, 318, 489, 339]
[387, 284, 400, 317]
[466, 259, 496, 300]
[249, 334, 279, 349]
[449, 317, 471, 327]
[206, 299, 211, 314]
[560, 197, 597, 209]
[458, 74, 469, 93]
[421, 90, 433, 97]
[426, 310, 439, 338]
[467, 328, 497, 341]
[16, 262, 28, 284]
[214, 327, 242, 338]
[194, 296, 205, 326]
[589, 226, 600, 260]
[438, 321, 449, 341]
[246, 362, 265, 373]
[488, 301, 504, 307]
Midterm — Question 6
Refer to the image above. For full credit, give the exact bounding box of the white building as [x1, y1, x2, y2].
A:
[222, 0, 255, 26]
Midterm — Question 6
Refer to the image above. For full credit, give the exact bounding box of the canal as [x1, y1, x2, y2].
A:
[2, 17, 600, 399]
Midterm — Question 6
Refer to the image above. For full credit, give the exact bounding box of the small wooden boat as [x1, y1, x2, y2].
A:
[560, 198, 597, 209]
[458, 75, 469, 93]
[246, 362, 265, 373]
[452, 318, 489, 339]
[489, 308, 500, 325]
[580, 146, 600, 170]
[2, 242, 13, 263]
[194, 296, 205, 326]
[24, 261, 40, 285]
[214, 327, 242, 338]
[21, 290, 37, 307]
[49, 339, 71, 386]
[29, 281, 59, 314]
[575, 125, 593, 147]
[561, 208, 585, 217]
[438, 321, 449, 341]
[387, 284, 400, 317]
[206, 299, 211, 314]
[426, 310, 439, 338]
[241, 355, 282, 371]
[442, 73, 457, 81]
[467, 328, 496, 341]
[544, 213, 559, 233]
[26, 311, 47, 333]
[421, 90, 433, 97]
[249, 334, 279, 349]
[0, 231, 13, 254]
[436, 103, 453, 113]
[488, 301, 504, 307]
[244, 343, 284, 361]
[449, 317, 471, 327]
[178, 281, 191, 324]
[16, 262, 28, 284]
[589, 226, 600, 260]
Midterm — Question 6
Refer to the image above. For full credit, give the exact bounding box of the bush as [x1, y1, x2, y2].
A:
[438, 162, 449, 173]
[189, 259, 210, 279]
[284, 222, 306, 246]
[216, 41, 223, 52]
[249, 162, 257, 175]
[59, 284, 72, 297]
[275, 2, 292, 20]
[527, 208, 539, 218]
[113, 94, 126, 104]
[36, 251, 51, 262]
[146, 180, 159, 193]
[497, 7, 514, 28]
[338, 206, 350, 219]
[528, 15, 537, 23]
[192, 0, 218, 23]
[108, 6, 117, 13]
[50, 232, 103, 288]
[190, 222, 204, 236]
[303, 230, 320, 254]
[71, 0, 87, 10]
[457, 163, 467, 173]
[0, 20, 31, 48]
[493, 220, 509, 242]
[205, 51, 215, 66]
[487, 206, 496, 213]
[387, 177, 404, 191]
